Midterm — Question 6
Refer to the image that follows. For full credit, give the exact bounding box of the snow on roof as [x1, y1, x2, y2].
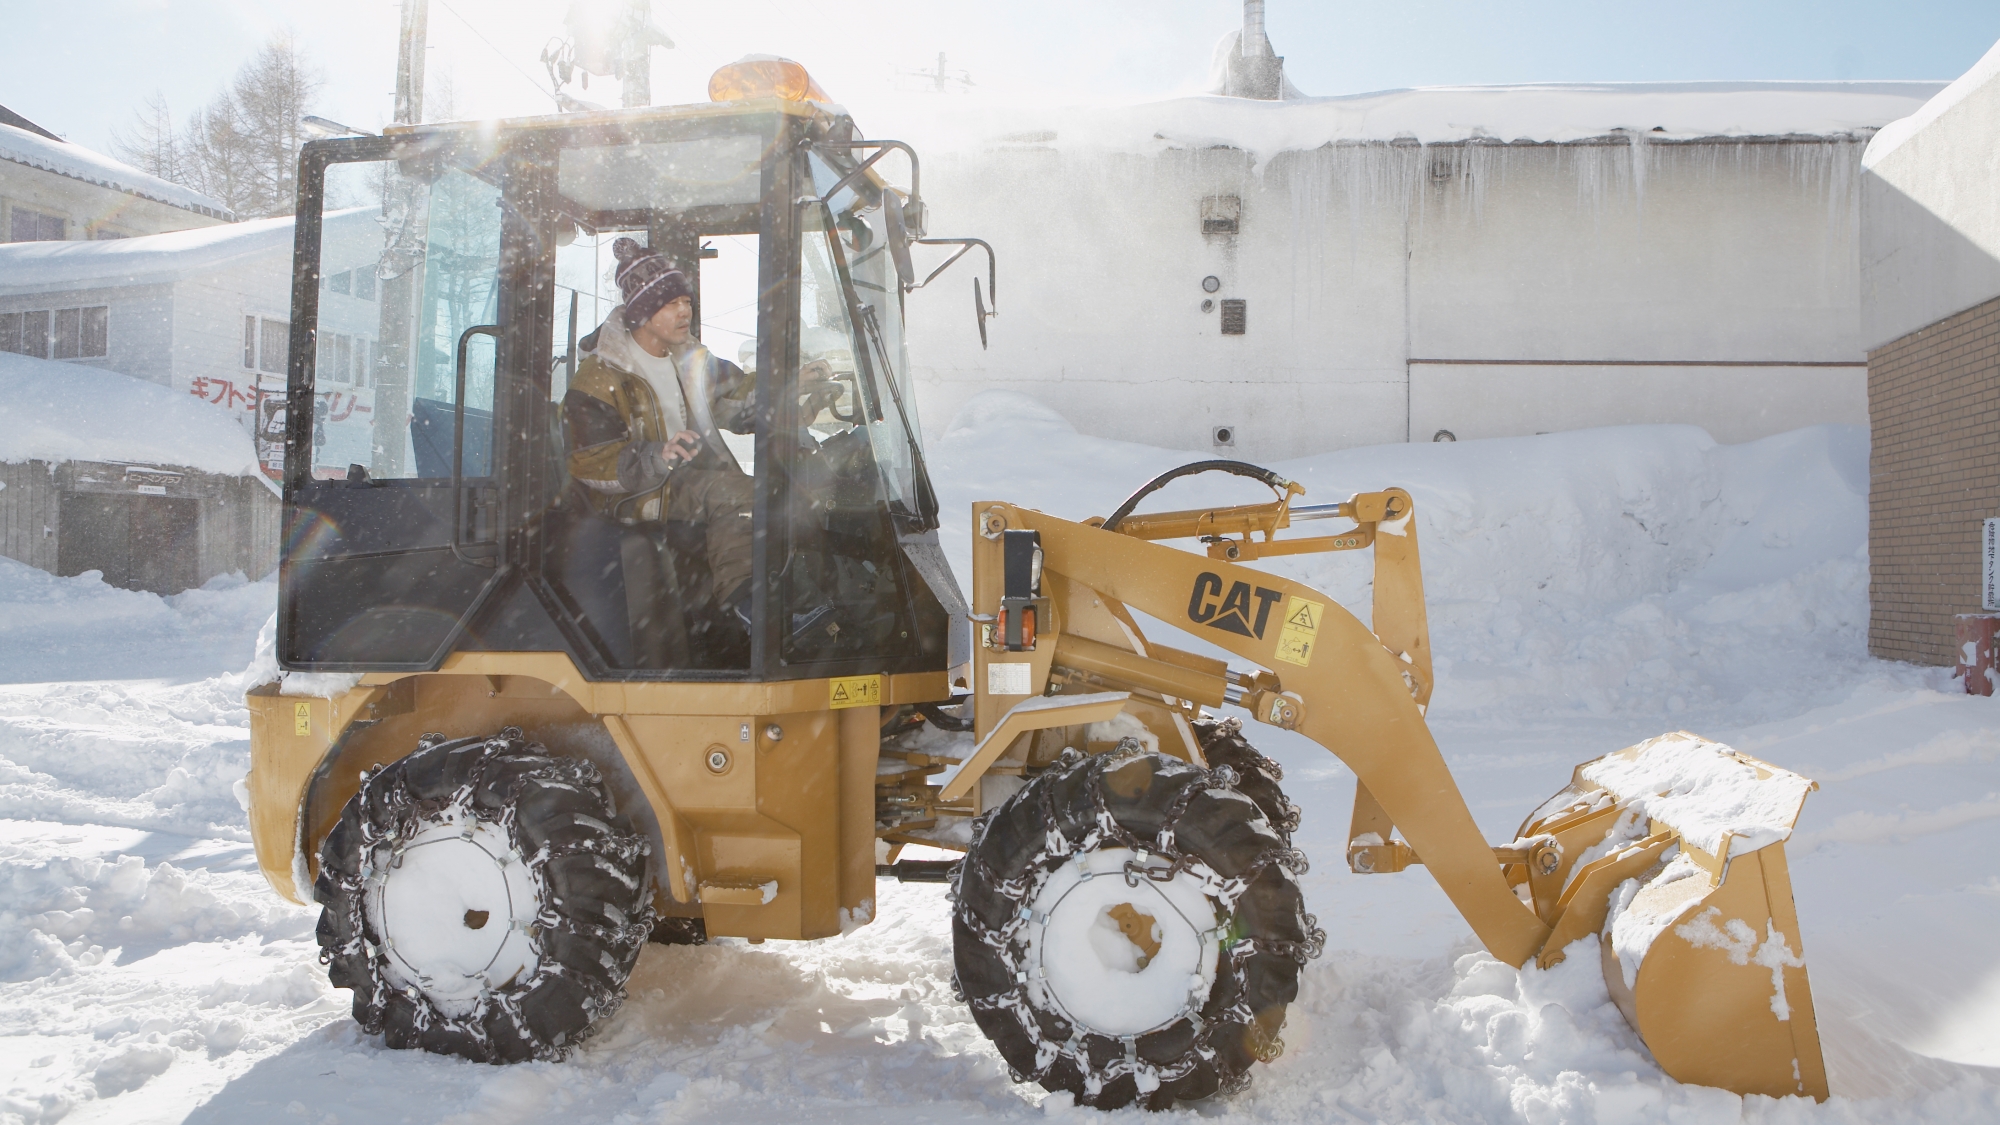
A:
[0, 213, 294, 295]
[0, 122, 230, 219]
[1864, 36, 2000, 167]
[0, 351, 261, 476]
[0, 209, 385, 296]
[908, 81, 1948, 163]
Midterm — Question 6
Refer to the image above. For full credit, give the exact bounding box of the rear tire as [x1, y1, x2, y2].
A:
[313, 729, 653, 1062]
[951, 742, 1322, 1110]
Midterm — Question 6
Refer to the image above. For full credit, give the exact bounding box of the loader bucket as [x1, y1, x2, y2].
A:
[1517, 733, 1829, 1101]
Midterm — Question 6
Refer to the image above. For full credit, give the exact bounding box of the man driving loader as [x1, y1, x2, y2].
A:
[563, 237, 755, 633]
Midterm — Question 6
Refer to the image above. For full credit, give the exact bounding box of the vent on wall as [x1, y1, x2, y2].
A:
[1220, 299, 1246, 335]
[1201, 195, 1240, 236]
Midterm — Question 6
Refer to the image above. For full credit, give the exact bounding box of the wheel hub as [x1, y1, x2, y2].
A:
[1023, 847, 1222, 1037]
[364, 815, 541, 1015]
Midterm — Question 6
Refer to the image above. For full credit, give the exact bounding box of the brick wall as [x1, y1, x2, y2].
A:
[1867, 294, 2000, 664]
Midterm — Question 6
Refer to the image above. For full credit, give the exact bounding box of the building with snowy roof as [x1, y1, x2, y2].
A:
[0, 352, 277, 594]
[0, 210, 382, 477]
[902, 75, 1945, 459]
[0, 106, 231, 243]
[1857, 39, 2000, 667]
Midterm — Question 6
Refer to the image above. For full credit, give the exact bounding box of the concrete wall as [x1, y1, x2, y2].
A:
[907, 135, 1871, 460]
[1860, 47, 2000, 351]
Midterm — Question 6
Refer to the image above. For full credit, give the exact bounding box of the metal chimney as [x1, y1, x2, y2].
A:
[1225, 0, 1286, 99]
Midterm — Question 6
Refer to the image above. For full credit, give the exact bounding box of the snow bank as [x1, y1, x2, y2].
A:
[0, 121, 228, 218]
[0, 351, 262, 475]
[934, 391, 1871, 723]
[0, 556, 274, 684]
[893, 81, 1945, 166]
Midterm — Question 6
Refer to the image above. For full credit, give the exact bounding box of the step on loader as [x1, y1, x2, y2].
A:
[245, 57, 1827, 1110]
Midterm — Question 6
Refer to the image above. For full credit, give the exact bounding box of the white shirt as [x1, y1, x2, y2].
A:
[594, 308, 692, 436]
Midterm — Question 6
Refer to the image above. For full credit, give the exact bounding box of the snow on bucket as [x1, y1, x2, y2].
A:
[1516, 732, 1828, 1100]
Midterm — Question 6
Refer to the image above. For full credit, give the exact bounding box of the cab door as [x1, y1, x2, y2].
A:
[278, 136, 522, 669]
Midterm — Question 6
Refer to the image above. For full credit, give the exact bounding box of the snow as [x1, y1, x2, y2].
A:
[897, 81, 1946, 167]
[1023, 847, 1220, 1038]
[0, 122, 229, 219]
[2, 391, 1999, 1121]
[0, 214, 292, 295]
[1864, 36, 2000, 168]
[0, 352, 263, 477]
[1580, 732, 1815, 856]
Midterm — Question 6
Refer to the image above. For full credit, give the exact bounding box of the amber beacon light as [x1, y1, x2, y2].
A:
[709, 56, 831, 103]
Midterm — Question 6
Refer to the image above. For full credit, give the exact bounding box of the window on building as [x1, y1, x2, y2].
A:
[81, 306, 107, 357]
[9, 209, 64, 242]
[353, 268, 376, 301]
[327, 270, 351, 295]
[317, 330, 359, 384]
[243, 316, 257, 368]
[47, 307, 110, 360]
[259, 318, 289, 373]
[1, 310, 51, 358]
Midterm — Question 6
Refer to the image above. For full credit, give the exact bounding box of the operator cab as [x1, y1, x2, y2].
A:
[276, 64, 966, 682]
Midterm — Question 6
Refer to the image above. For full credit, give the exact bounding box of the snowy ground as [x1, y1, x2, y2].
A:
[4, 393, 1999, 1124]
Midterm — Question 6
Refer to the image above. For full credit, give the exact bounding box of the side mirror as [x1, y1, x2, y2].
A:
[883, 191, 917, 291]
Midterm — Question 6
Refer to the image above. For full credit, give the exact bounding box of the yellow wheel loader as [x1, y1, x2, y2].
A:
[246, 57, 1827, 1109]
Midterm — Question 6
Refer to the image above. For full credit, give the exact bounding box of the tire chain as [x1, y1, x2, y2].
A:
[317, 729, 653, 1060]
[950, 739, 1326, 1101]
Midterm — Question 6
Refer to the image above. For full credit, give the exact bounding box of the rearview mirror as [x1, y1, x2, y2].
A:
[883, 192, 916, 291]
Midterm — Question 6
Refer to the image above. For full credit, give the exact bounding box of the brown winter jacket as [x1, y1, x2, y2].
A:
[562, 325, 753, 521]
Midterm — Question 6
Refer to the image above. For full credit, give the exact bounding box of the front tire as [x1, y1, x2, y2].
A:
[313, 729, 653, 1062]
[952, 742, 1322, 1110]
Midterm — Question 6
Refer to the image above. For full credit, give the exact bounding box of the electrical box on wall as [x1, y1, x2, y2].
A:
[1201, 195, 1240, 236]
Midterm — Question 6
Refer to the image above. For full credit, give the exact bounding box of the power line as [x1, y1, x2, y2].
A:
[431, 0, 557, 106]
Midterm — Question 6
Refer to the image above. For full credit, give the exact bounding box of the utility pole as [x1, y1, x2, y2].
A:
[619, 0, 652, 108]
[395, 0, 429, 125]
[375, 0, 430, 476]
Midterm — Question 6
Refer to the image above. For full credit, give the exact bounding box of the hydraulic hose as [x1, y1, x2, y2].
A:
[1100, 460, 1292, 532]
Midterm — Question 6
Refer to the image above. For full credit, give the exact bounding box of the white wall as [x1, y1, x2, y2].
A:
[0, 283, 174, 386]
[907, 134, 1871, 460]
[1860, 40, 2000, 349]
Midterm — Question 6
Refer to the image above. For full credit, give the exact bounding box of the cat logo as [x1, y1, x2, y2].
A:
[1187, 572, 1284, 639]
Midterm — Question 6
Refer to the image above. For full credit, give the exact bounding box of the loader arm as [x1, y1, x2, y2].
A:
[963, 486, 1829, 1102]
[968, 498, 1553, 967]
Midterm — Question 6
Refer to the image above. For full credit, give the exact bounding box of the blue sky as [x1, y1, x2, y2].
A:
[6, 0, 1998, 155]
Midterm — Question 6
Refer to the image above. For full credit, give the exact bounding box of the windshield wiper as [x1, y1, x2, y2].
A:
[858, 302, 939, 530]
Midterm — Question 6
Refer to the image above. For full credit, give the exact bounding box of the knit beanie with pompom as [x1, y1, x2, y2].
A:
[613, 237, 692, 329]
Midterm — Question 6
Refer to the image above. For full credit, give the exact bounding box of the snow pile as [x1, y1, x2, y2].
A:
[933, 391, 1872, 724]
[0, 556, 274, 684]
[891, 81, 1946, 167]
[0, 352, 263, 476]
[1581, 732, 1815, 854]
[0, 121, 228, 218]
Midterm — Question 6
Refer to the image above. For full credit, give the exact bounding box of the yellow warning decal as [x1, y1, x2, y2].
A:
[1274, 596, 1323, 668]
[294, 701, 312, 736]
[829, 674, 883, 710]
